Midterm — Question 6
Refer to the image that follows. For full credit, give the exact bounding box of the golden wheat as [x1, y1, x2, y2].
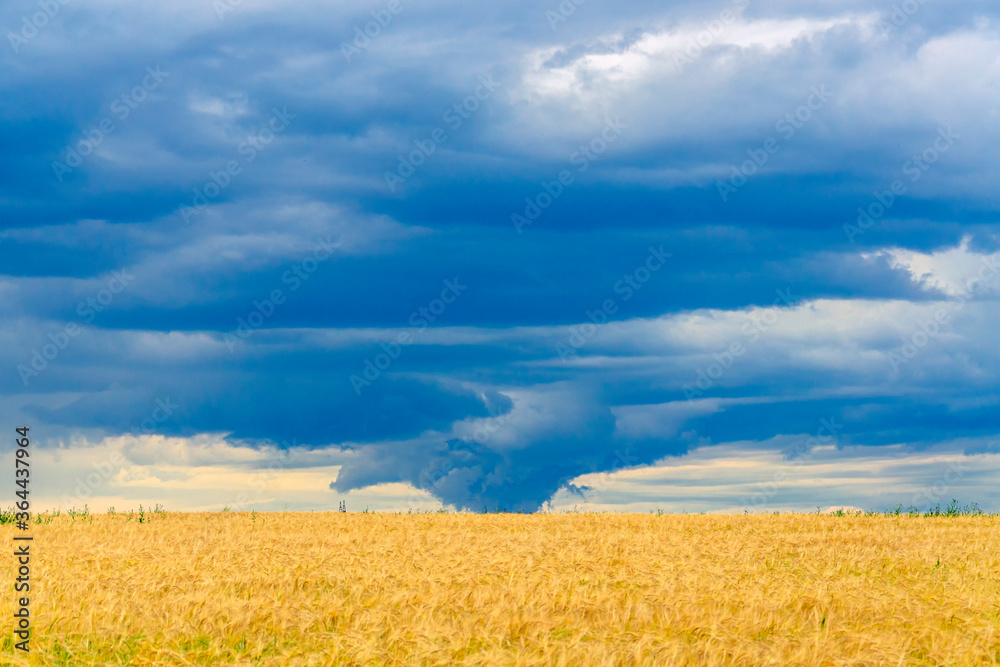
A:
[1, 512, 998, 666]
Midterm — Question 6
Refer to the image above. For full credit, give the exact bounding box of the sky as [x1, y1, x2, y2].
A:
[2, 0, 999, 514]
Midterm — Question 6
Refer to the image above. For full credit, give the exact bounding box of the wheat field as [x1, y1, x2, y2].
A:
[1, 511, 998, 666]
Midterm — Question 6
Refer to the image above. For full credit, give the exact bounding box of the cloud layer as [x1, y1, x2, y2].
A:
[2, 0, 999, 511]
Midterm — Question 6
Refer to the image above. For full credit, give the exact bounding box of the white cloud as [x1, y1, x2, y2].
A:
[877, 236, 1000, 297]
[547, 438, 1000, 513]
[519, 14, 874, 99]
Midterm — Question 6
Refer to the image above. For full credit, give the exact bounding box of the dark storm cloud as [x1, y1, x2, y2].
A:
[2, 0, 999, 510]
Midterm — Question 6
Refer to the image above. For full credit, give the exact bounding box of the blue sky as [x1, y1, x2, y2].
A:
[3, 0, 999, 513]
